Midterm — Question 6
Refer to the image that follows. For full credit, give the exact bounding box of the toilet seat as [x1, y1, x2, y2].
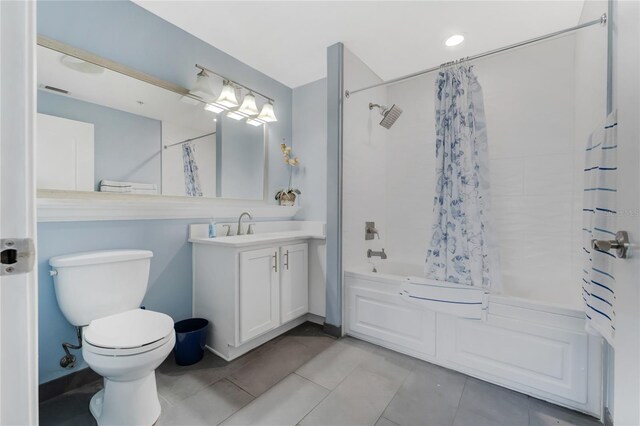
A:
[83, 309, 174, 356]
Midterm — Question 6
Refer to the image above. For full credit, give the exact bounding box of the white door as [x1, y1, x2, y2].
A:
[36, 113, 94, 191]
[610, 1, 640, 424]
[280, 243, 309, 323]
[239, 247, 280, 343]
[0, 1, 39, 425]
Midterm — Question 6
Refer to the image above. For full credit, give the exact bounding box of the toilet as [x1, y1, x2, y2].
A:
[49, 250, 175, 426]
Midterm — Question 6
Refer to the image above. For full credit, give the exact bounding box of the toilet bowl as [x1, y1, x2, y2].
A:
[49, 250, 175, 426]
[82, 309, 175, 426]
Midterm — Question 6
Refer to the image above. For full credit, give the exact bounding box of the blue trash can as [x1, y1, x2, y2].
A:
[173, 318, 209, 366]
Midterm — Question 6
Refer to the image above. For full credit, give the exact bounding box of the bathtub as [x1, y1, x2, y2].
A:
[344, 262, 602, 417]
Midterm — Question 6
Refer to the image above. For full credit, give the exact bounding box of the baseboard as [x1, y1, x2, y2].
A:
[39, 367, 100, 403]
[322, 322, 342, 338]
[306, 313, 325, 325]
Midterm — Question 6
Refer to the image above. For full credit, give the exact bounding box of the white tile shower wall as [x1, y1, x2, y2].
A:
[343, 47, 389, 270]
[382, 35, 589, 307]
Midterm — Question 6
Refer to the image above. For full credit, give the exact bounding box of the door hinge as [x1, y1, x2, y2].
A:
[1, 238, 35, 275]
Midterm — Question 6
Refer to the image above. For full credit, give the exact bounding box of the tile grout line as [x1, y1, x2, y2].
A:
[216, 330, 336, 425]
[295, 338, 371, 393]
[295, 341, 375, 425]
[374, 357, 417, 426]
[296, 383, 334, 426]
[212, 378, 255, 426]
[379, 416, 401, 426]
[225, 374, 259, 398]
[292, 371, 332, 393]
[226, 338, 329, 399]
[284, 372, 335, 425]
[451, 377, 469, 426]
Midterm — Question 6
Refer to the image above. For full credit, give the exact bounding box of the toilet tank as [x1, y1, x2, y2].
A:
[49, 250, 153, 326]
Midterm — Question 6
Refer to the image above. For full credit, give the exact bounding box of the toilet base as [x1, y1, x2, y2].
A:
[90, 372, 161, 426]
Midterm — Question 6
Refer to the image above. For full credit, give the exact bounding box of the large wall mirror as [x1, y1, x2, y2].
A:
[36, 37, 268, 201]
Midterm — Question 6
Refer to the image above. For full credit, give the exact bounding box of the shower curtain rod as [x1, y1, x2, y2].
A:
[345, 13, 607, 98]
[163, 131, 216, 149]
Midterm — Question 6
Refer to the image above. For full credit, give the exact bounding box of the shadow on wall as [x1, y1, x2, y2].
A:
[37, 219, 200, 384]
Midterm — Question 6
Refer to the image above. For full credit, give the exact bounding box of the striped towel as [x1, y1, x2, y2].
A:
[99, 180, 158, 194]
[582, 111, 617, 346]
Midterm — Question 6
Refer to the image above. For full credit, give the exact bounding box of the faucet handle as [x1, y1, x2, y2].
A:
[223, 224, 231, 236]
[247, 224, 254, 235]
[365, 222, 380, 240]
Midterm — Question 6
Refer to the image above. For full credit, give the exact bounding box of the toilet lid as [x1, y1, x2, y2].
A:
[84, 309, 174, 349]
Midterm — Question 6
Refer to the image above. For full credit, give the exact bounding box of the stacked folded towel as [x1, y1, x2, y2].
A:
[99, 180, 158, 195]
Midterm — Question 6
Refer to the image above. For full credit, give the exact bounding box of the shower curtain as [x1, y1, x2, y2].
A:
[424, 64, 501, 291]
[182, 142, 203, 197]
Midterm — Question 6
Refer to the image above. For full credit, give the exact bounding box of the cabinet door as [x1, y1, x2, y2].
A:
[280, 243, 309, 323]
[239, 247, 280, 343]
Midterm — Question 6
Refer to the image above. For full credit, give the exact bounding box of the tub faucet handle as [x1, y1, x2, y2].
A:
[365, 222, 380, 240]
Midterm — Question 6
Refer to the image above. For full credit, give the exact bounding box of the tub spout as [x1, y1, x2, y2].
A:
[367, 248, 387, 259]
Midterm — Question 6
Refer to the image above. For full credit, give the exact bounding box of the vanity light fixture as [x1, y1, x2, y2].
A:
[237, 92, 260, 116]
[190, 69, 216, 100]
[216, 81, 240, 108]
[246, 118, 265, 127]
[204, 103, 227, 114]
[257, 101, 277, 123]
[445, 34, 465, 47]
[226, 110, 247, 120]
[193, 65, 277, 126]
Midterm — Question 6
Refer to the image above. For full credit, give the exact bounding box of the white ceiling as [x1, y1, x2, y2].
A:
[134, 1, 586, 88]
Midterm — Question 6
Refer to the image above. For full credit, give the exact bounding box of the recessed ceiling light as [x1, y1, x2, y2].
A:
[445, 34, 465, 47]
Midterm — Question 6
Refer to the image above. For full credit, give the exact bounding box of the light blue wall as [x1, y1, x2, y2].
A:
[216, 116, 265, 200]
[292, 78, 328, 221]
[38, 219, 201, 384]
[38, 91, 162, 190]
[37, 0, 294, 384]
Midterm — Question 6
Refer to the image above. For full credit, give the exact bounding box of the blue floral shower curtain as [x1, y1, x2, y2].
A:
[182, 142, 203, 197]
[425, 64, 501, 291]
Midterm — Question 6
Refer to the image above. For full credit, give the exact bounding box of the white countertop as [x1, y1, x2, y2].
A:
[188, 221, 326, 247]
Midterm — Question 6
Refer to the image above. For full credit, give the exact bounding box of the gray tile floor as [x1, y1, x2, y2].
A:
[40, 322, 601, 426]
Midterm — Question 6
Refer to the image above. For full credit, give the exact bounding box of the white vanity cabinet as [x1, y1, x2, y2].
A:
[192, 238, 311, 361]
[238, 243, 309, 343]
[239, 247, 281, 343]
[279, 243, 309, 323]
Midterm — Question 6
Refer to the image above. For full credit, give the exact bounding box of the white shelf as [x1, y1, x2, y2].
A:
[37, 193, 299, 222]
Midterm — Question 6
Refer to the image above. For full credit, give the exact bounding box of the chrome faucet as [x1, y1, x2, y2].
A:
[367, 248, 387, 259]
[237, 212, 252, 235]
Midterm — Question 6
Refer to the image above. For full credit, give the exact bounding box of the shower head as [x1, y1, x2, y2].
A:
[369, 102, 402, 129]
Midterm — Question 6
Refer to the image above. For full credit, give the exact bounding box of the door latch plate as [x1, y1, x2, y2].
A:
[0, 238, 35, 275]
